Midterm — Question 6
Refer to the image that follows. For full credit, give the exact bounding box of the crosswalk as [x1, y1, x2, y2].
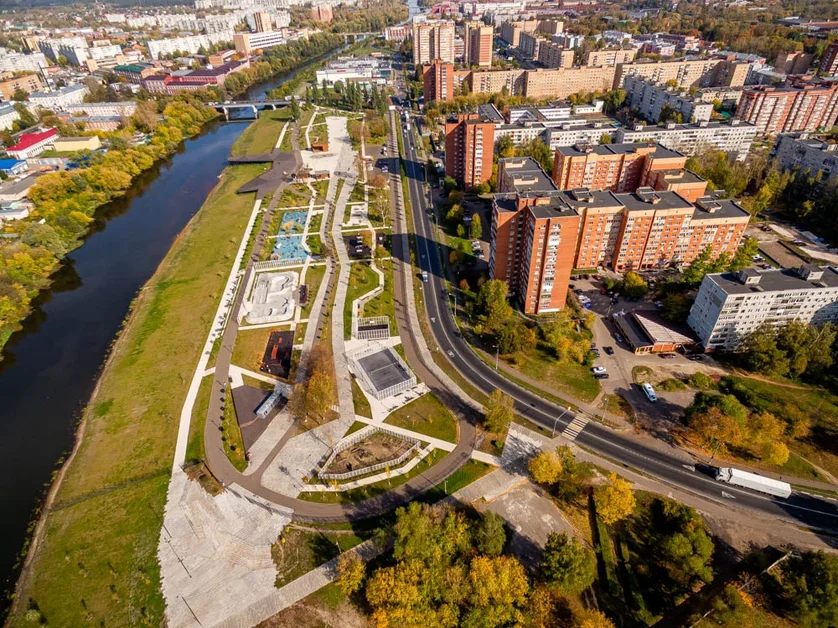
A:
[561, 415, 589, 441]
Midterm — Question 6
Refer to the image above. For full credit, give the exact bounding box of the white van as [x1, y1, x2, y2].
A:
[641, 383, 657, 402]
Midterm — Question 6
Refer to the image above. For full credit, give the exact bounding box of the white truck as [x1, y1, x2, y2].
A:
[715, 467, 792, 499]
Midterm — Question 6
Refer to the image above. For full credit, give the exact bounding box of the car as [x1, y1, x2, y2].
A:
[591, 366, 607, 375]
[686, 354, 703, 361]
[614, 333, 624, 344]
[604, 346, 614, 355]
[594, 372, 610, 379]
[659, 353, 677, 359]
[421, 271, 429, 282]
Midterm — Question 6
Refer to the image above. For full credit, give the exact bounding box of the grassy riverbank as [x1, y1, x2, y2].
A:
[9, 162, 262, 626]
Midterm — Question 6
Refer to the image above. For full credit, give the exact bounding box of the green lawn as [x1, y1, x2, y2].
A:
[416, 459, 493, 504]
[185, 374, 214, 464]
[511, 346, 600, 403]
[362, 257, 395, 331]
[344, 261, 380, 340]
[271, 526, 365, 588]
[223, 384, 247, 471]
[293, 322, 307, 344]
[232, 326, 282, 374]
[11, 163, 263, 626]
[278, 183, 311, 208]
[301, 264, 326, 318]
[351, 377, 372, 418]
[231, 110, 290, 157]
[385, 393, 457, 443]
[312, 180, 329, 204]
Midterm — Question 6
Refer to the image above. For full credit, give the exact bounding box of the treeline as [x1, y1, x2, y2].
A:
[0, 97, 217, 355]
[222, 33, 344, 97]
[306, 80, 389, 115]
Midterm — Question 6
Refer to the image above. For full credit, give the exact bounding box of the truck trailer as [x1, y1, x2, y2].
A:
[715, 467, 792, 499]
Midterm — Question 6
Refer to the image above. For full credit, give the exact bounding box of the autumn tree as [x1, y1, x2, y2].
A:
[465, 555, 530, 627]
[620, 271, 649, 299]
[540, 533, 596, 594]
[336, 552, 365, 596]
[289, 345, 337, 425]
[474, 511, 506, 557]
[771, 551, 838, 628]
[470, 213, 482, 239]
[484, 389, 514, 434]
[529, 450, 564, 485]
[594, 473, 635, 525]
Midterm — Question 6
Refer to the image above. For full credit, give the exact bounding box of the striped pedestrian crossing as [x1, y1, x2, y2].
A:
[561, 415, 589, 441]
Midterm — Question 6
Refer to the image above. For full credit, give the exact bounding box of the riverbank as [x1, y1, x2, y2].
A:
[8, 151, 266, 624]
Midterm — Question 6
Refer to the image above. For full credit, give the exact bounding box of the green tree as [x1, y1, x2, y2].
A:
[729, 236, 759, 270]
[470, 213, 482, 239]
[465, 555, 530, 627]
[11, 87, 28, 101]
[620, 271, 648, 299]
[484, 389, 514, 434]
[474, 512, 506, 557]
[290, 97, 300, 120]
[741, 323, 789, 375]
[496, 135, 515, 159]
[774, 551, 838, 628]
[540, 533, 596, 594]
[476, 279, 514, 327]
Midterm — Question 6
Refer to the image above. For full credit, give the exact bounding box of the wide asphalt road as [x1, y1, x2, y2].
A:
[398, 116, 838, 539]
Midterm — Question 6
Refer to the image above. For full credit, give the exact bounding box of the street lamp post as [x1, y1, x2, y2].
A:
[494, 344, 499, 370]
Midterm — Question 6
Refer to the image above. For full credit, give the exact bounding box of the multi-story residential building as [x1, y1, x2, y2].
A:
[774, 51, 814, 75]
[491, 157, 579, 314]
[774, 133, 838, 179]
[551, 142, 686, 192]
[614, 58, 750, 90]
[412, 19, 455, 65]
[542, 121, 621, 149]
[310, 5, 333, 23]
[0, 72, 43, 100]
[464, 21, 492, 68]
[37, 36, 87, 64]
[820, 42, 838, 76]
[624, 76, 713, 124]
[734, 82, 838, 134]
[0, 51, 49, 74]
[584, 48, 637, 67]
[27, 83, 89, 111]
[499, 19, 538, 47]
[316, 57, 390, 87]
[233, 30, 286, 55]
[522, 67, 617, 99]
[536, 41, 574, 69]
[253, 11, 272, 32]
[64, 101, 138, 117]
[688, 265, 838, 351]
[0, 103, 20, 132]
[5, 128, 57, 159]
[147, 32, 233, 59]
[444, 113, 494, 189]
[468, 68, 526, 94]
[614, 120, 756, 161]
[518, 31, 541, 59]
[422, 59, 454, 103]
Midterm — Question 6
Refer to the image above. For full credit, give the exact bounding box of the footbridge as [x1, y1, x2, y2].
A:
[210, 99, 297, 120]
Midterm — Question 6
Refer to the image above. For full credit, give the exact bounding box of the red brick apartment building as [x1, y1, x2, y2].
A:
[422, 59, 455, 103]
[444, 113, 495, 188]
[734, 81, 838, 134]
[490, 157, 749, 312]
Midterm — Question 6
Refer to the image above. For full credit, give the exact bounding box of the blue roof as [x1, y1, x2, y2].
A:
[0, 159, 26, 169]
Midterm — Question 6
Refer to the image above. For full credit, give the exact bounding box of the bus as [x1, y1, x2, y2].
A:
[641, 383, 657, 402]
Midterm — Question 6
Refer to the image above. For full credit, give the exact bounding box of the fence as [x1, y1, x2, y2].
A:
[348, 343, 417, 400]
[253, 258, 305, 272]
[353, 315, 391, 340]
[317, 426, 421, 482]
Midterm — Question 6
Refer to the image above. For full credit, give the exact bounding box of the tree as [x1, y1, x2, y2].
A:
[620, 271, 648, 299]
[729, 236, 759, 271]
[443, 175, 458, 192]
[529, 450, 564, 485]
[496, 135, 515, 159]
[470, 213, 482, 239]
[594, 473, 635, 525]
[56, 54, 69, 67]
[290, 97, 300, 120]
[20, 223, 66, 257]
[336, 553, 365, 595]
[599, 133, 612, 144]
[540, 533, 596, 594]
[11, 87, 28, 101]
[476, 279, 514, 327]
[741, 323, 789, 376]
[288, 345, 336, 424]
[688, 405, 743, 453]
[474, 512, 506, 557]
[465, 555, 530, 628]
[773, 551, 838, 628]
[484, 389, 514, 434]
[578, 609, 615, 628]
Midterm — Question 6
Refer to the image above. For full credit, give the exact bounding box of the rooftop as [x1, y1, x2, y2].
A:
[557, 188, 622, 210]
[498, 156, 557, 195]
[611, 188, 693, 212]
[28, 83, 87, 99]
[689, 196, 749, 221]
[6, 128, 57, 152]
[0, 174, 39, 196]
[709, 266, 838, 295]
[557, 141, 682, 159]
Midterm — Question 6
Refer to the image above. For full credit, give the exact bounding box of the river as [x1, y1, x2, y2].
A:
[0, 122, 245, 606]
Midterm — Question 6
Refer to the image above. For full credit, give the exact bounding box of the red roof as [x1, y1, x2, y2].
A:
[7, 128, 58, 153]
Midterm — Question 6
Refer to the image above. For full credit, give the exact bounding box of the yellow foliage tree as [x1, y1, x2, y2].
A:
[594, 473, 636, 525]
[336, 552, 365, 596]
[528, 450, 564, 485]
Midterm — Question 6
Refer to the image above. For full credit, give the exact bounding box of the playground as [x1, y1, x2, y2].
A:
[245, 270, 298, 324]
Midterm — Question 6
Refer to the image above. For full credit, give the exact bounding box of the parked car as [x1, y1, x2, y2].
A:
[659, 353, 677, 359]
[591, 366, 607, 375]
[604, 346, 614, 355]
[687, 354, 703, 362]
[615, 333, 624, 344]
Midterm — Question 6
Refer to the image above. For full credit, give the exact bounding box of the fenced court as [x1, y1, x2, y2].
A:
[272, 235, 308, 264]
[353, 315, 390, 340]
[349, 343, 417, 400]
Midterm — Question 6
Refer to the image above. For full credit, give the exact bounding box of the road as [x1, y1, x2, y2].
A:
[397, 115, 838, 537]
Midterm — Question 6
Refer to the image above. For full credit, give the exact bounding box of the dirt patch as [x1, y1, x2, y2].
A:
[259, 599, 369, 628]
[325, 431, 413, 475]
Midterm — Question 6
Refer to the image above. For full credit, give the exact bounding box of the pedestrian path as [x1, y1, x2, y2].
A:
[561, 415, 589, 441]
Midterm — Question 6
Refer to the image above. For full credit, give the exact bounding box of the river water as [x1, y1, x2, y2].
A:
[0, 122, 245, 606]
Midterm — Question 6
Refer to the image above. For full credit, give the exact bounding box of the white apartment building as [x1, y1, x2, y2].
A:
[315, 57, 390, 87]
[26, 83, 89, 111]
[614, 120, 756, 161]
[412, 19, 455, 65]
[0, 51, 49, 73]
[625, 75, 713, 124]
[0, 103, 20, 132]
[64, 101, 138, 117]
[147, 31, 234, 59]
[774, 134, 838, 180]
[688, 266, 838, 351]
[233, 30, 286, 54]
[37, 37, 87, 64]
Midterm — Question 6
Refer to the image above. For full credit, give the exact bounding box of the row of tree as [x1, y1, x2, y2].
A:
[740, 320, 836, 381]
[306, 80, 389, 116]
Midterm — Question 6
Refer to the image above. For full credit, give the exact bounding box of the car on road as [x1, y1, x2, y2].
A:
[421, 271, 429, 282]
[591, 366, 607, 375]
[604, 346, 614, 355]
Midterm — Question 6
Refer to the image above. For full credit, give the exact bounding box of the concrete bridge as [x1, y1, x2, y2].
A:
[210, 99, 297, 120]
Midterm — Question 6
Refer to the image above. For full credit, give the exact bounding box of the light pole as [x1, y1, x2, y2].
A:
[552, 406, 570, 438]
[494, 343, 499, 370]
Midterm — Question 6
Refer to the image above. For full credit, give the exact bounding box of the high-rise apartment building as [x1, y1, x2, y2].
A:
[614, 58, 750, 90]
[444, 113, 495, 189]
[552, 142, 687, 192]
[585, 48, 637, 67]
[688, 266, 838, 351]
[0, 72, 43, 100]
[774, 133, 838, 179]
[734, 82, 838, 134]
[422, 59, 454, 103]
[624, 75, 713, 124]
[233, 30, 286, 55]
[464, 22, 493, 68]
[820, 42, 838, 76]
[412, 20, 455, 65]
[774, 51, 814, 75]
[536, 41, 574, 69]
[253, 11, 272, 32]
[498, 19, 538, 47]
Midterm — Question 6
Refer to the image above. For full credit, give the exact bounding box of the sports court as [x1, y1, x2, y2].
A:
[351, 345, 417, 400]
[245, 270, 297, 324]
[272, 235, 307, 264]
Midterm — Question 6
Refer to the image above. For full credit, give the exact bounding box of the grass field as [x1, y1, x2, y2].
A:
[11, 163, 262, 626]
[384, 393, 457, 443]
[362, 257, 395, 330]
[351, 377, 372, 418]
[271, 526, 365, 588]
[344, 261, 380, 340]
[301, 263, 326, 318]
[511, 347, 600, 403]
[231, 109, 291, 157]
[185, 374, 214, 464]
[232, 326, 283, 374]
